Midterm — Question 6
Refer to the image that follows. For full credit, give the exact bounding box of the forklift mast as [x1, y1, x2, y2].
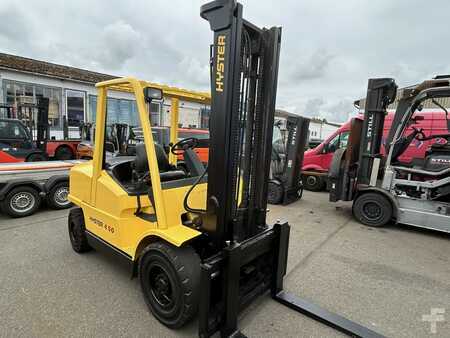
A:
[329, 78, 396, 202]
[201, 0, 281, 246]
[36, 97, 50, 152]
[357, 78, 397, 186]
[280, 115, 309, 203]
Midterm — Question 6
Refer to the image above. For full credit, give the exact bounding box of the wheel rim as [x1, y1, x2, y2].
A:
[149, 264, 175, 310]
[10, 192, 35, 213]
[362, 201, 382, 221]
[54, 186, 70, 206]
[306, 176, 317, 186]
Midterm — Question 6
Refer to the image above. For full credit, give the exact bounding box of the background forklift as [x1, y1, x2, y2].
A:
[0, 97, 81, 162]
[68, 1, 384, 337]
[0, 98, 49, 162]
[268, 112, 310, 204]
[329, 76, 450, 233]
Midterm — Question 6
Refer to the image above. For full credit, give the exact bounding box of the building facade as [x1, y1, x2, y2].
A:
[0, 53, 210, 139]
[308, 118, 341, 141]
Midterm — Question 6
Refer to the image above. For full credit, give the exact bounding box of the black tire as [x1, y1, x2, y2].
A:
[298, 186, 304, 200]
[1, 186, 41, 217]
[26, 153, 47, 162]
[302, 174, 325, 191]
[55, 146, 74, 160]
[47, 181, 72, 209]
[267, 181, 284, 204]
[353, 192, 393, 227]
[139, 242, 200, 329]
[68, 207, 91, 253]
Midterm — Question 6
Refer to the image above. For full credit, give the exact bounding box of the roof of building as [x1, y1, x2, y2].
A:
[0, 52, 116, 84]
[0, 52, 211, 103]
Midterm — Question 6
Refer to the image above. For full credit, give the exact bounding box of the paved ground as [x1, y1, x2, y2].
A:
[0, 191, 449, 337]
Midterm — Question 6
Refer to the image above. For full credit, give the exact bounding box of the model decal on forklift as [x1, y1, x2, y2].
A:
[89, 216, 115, 234]
[215, 35, 226, 92]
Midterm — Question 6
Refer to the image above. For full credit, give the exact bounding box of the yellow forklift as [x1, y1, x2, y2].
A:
[68, 1, 384, 337]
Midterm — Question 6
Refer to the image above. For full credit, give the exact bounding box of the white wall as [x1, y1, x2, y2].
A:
[161, 99, 208, 128]
[309, 120, 340, 140]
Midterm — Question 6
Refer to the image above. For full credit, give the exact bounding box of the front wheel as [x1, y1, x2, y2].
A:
[302, 174, 325, 191]
[55, 146, 74, 160]
[139, 242, 200, 329]
[68, 208, 91, 253]
[267, 181, 284, 204]
[353, 192, 393, 227]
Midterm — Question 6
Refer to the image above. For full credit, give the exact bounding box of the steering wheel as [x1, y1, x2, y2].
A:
[170, 137, 199, 155]
[412, 126, 426, 140]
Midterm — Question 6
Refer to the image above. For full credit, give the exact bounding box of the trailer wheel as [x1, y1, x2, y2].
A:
[1, 186, 41, 217]
[139, 242, 200, 329]
[68, 208, 91, 253]
[353, 192, 392, 227]
[48, 182, 72, 209]
[55, 146, 74, 160]
[268, 181, 284, 204]
[302, 174, 325, 191]
[26, 153, 47, 162]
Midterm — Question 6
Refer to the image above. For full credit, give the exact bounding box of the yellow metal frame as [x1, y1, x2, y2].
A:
[68, 77, 207, 260]
[168, 97, 180, 165]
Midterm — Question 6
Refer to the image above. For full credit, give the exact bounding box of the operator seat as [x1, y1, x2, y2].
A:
[134, 143, 186, 181]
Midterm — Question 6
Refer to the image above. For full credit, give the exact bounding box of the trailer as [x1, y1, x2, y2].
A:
[0, 160, 83, 217]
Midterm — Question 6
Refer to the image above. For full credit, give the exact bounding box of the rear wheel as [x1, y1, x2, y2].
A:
[302, 174, 325, 191]
[48, 182, 72, 209]
[139, 242, 200, 329]
[353, 192, 393, 227]
[267, 181, 284, 204]
[55, 146, 74, 160]
[1, 186, 41, 217]
[68, 208, 91, 253]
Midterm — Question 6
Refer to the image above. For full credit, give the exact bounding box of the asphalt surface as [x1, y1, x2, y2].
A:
[0, 191, 449, 337]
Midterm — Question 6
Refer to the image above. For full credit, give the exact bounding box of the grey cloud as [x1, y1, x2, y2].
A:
[1, 0, 450, 123]
[288, 49, 335, 82]
[97, 21, 142, 70]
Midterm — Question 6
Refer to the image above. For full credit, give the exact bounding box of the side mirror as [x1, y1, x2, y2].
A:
[144, 87, 163, 102]
[104, 141, 116, 153]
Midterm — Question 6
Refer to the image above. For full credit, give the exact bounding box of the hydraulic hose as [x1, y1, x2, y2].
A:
[183, 165, 208, 214]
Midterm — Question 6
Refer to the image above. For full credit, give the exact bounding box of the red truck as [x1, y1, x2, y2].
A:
[302, 110, 449, 190]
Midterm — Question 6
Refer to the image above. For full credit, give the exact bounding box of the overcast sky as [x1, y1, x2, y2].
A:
[1, 0, 449, 122]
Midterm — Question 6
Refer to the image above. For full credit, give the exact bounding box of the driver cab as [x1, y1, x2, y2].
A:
[102, 88, 205, 197]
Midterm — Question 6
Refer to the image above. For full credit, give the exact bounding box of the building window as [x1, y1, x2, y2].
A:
[200, 107, 210, 129]
[2, 80, 62, 128]
[150, 103, 161, 126]
[89, 95, 159, 127]
[66, 90, 85, 127]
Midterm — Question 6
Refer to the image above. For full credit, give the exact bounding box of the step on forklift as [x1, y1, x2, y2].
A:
[268, 113, 310, 204]
[329, 76, 450, 233]
[68, 1, 385, 337]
